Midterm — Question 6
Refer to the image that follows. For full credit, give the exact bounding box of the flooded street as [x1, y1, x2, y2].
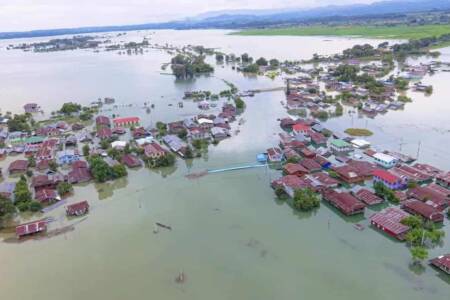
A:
[0, 30, 449, 299]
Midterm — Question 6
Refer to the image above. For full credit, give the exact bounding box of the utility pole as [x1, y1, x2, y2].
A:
[416, 141, 422, 160]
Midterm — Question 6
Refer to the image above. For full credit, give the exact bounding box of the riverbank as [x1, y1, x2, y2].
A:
[233, 24, 450, 43]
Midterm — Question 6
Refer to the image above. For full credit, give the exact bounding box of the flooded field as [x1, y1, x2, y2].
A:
[0, 30, 449, 300]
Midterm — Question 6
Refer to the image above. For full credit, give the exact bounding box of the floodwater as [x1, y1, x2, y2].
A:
[0, 30, 449, 300]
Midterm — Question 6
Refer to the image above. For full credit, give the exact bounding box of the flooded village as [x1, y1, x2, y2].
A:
[0, 29, 449, 299]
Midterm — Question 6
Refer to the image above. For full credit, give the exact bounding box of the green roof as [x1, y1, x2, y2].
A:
[24, 136, 45, 144]
[330, 139, 351, 148]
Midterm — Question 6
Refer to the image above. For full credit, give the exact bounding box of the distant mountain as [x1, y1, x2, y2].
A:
[1, 0, 450, 39]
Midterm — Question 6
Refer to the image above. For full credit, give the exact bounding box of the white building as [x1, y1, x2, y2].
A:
[373, 152, 398, 169]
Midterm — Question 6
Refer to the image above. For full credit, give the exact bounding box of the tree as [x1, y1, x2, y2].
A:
[89, 156, 113, 183]
[100, 139, 110, 150]
[29, 201, 43, 212]
[27, 156, 36, 168]
[60, 102, 82, 115]
[111, 164, 127, 179]
[49, 160, 58, 172]
[241, 53, 252, 63]
[255, 57, 268, 66]
[82, 144, 90, 157]
[401, 216, 422, 229]
[57, 182, 73, 197]
[410, 246, 428, 265]
[335, 103, 343, 116]
[0, 196, 16, 221]
[184, 147, 194, 159]
[7, 114, 31, 132]
[177, 128, 188, 140]
[215, 53, 224, 62]
[14, 176, 31, 204]
[156, 121, 167, 136]
[293, 188, 320, 211]
[242, 63, 259, 73]
[234, 97, 245, 110]
[269, 59, 280, 68]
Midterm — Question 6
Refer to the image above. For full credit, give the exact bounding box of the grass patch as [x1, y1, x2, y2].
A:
[345, 128, 373, 136]
[233, 24, 450, 41]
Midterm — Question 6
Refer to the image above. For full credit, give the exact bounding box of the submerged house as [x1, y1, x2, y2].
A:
[370, 207, 410, 240]
[66, 200, 89, 217]
[16, 220, 47, 238]
[402, 200, 444, 223]
[322, 189, 365, 216]
[373, 169, 407, 190]
[430, 254, 450, 275]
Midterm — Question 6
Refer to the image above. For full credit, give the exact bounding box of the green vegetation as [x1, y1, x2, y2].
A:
[394, 77, 410, 90]
[293, 188, 320, 211]
[397, 95, 412, 103]
[241, 63, 259, 73]
[171, 54, 214, 79]
[156, 121, 167, 136]
[234, 24, 450, 41]
[82, 144, 90, 157]
[410, 246, 428, 265]
[59, 102, 82, 115]
[57, 182, 73, 197]
[0, 196, 16, 226]
[344, 128, 373, 136]
[255, 57, 268, 66]
[88, 156, 127, 183]
[145, 153, 176, 168]
[373, 182, 399, 204]
[234, 97, 245, 110]
[7, 114, 32, 132]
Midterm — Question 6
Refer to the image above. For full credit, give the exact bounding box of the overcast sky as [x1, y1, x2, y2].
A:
[0, 0, 377, 31]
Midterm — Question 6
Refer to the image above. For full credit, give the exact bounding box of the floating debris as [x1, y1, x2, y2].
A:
[175, 270, 186, 284]
[156, 222, 172, 231]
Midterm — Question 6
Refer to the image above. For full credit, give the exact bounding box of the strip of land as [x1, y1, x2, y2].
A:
[233, 24, 450, 40]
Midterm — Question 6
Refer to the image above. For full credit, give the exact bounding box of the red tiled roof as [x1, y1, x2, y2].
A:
[431, 254, 450, 272]
[66, 200, 89, 216]
[284, 163, 309, 175]
[113, 117, 140, 124]
[402, 200, 444, 222]
[373, 169, 400, 184]
[16, 220, 47, 237]
[370, 207, 410, 236]
[355, 189, 383, 205]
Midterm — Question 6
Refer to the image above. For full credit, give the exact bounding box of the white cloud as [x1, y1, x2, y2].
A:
[0, 0, 377, 31]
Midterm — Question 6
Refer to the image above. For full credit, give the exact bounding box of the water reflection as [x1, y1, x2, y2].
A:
[95, 177, 129, 200]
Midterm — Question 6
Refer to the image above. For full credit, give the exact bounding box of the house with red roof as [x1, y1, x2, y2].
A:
[402, 199, 444, 223]
[121, 154, 142, 168]
[35, 189, 58, 204]
[370, 207, 410, 240]
[96, 115, 110, 127]
[332, 165, 365, 184]
[322, 189, 365, 215]
[271, 175, 310, 197]
[292, 123, 311, 135]
[283, 163, 309, 177]
[113, 117, 140, 127]
[436, 172, 450, 189]
[430, 254, 450, 275]
[66, 200, 89, 216]
[97, 127, 112, 139]
[267, 147, 283, 162]
[16, 220, 47, 238]
[355, 189, 383, 206]
[8, 160, 28, 174]
[373, 169, 407, 190]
